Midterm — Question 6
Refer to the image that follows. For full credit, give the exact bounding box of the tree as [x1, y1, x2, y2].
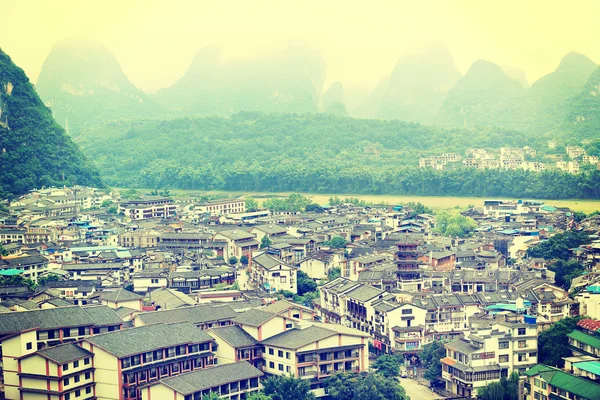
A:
[477, 373, 519, 400]
[538, 317, 583, 368]
[0, 243, 8, 257]
[305, 203, 324, 213]
[107, 206, 118, 214]
[420, 340, 446, 384]
[229, 256, 238, 266]
[38, 274, 60, 286]
[101, 200, 113, 208]
[246, 393, 272, 400]
[0, 274, 36, 291]
[246, 197, 259, 212]
[573, 211, 586, 222]
[202, 393, 221, 400]
[372, 354, 401, 378]
[405, 201, 433, 217]
[527, 231, 591, 261]
[548, 259, 585, 289]
[328, 267, 341, 280]
[434, 212, 477, 237]
[297, 271, 317, 296]
[325, 373, 409, 400]
[240, 255, 249, 266]
[323, 236, 348, 249]
[324, 373, 356, 400]
[260, 236, 272, 249]
[262, 375, 315, 400]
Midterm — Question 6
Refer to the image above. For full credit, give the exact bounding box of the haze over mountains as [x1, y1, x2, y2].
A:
[33, 39, 598, 139]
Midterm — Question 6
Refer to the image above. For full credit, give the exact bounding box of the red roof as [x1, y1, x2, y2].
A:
[142, 305, 156, 312]
[578, 319, 600, 332]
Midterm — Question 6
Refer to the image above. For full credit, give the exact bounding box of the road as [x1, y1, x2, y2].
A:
[399, 377, 444, 400]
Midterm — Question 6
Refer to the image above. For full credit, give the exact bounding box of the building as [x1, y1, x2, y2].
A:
[299, 251, 344, 280]
[133, 304, 238, 330]
[118, 197, 177, 220]
[0, 229, 25, 244]
[132, 269, 170, 292]
[169, 267, 236, 294]
[213, 230, 259, 260]
[441, 319, 538, 397]
[207, 325, 264, 369]
[119, 230, 160, 248]
[395, 236, 424, 292]
[141, 361, 264, 400]
[80, 322, 217, 400]
[260, 324, 370, 389]
[99, 288, 144, 311]
[566, 145, 586, 158]
[249, 252, 297, 294]
[523, 364, 600, 400]
[196, 199, 246, 216]
[0, 254, 49, 284]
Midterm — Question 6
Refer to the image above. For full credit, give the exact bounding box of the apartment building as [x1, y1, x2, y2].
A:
[0, 229, 25, 244]
[196, 199, 246, 216]
[523, 364, 600, 400]
[208, 325, 263, 368]
[118, 230, 160, 248]
[213, 230, 259, 260]
[249, 252, 297, 294]
[132, 269, 169, 292]
[141, 361, 264, 400]
[566, 145, 586, 158]
[133, 304, 238, 330]
[441, 319, 538, 397]
[0, 254, 49, 284]
[343, 253, 391, 281]
[80, 322, 216, 400]
[118, 197, 177, 220]
[99, 288, 144, 311]
[261, 324, 370, 389]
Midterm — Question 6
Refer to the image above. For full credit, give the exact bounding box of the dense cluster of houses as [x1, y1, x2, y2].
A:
[1, 186, 600, 399]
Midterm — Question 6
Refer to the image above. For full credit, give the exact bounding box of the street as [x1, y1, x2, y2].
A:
[399, 377, 444, 400]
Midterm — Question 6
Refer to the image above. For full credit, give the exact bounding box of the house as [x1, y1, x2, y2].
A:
[298, 251, 344, 280]
[119, 230, 160, 248]
[249, 252, 297, 294]
[523, 364, 600, 400]
[261, 324, 370, 389]
[99, 288, 144, 311]
[118, 197, 177, 220]
[148, 287, 196, 310]
[207, 325, 263, 368]
[213, 230, 259, 260]
[262, 299, 316, 322]
[133, 304, 238, 330]
[132, 269, 170, 292]
[0, 254, 49, 284]
[232, 309, 293, 341]
[80, 322, 217, 400]
[196, 198, 246, 216]
[140, 361, 263, 400]
[249, 225, 288, 243]
[169, 267, 236, 294]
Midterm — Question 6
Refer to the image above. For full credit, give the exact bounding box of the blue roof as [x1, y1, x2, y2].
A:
[0, 269, 24, 276]
[499, 229, 519, 235]
[574, 361, 600, 376]
[485, 303, 527, 312]
[587, 285, 600, 294]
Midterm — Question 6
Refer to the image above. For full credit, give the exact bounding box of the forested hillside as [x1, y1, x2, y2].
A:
[0, 49, 103, 197]
[74, 112, 599, 199]
[562, 64, 600, 140]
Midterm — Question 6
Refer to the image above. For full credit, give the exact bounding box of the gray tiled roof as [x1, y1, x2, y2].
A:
[99, 288, 143, 302]
[346, 284, 385, 302]
[0, 305, 121, 335]
[37, 343, 93, 364]
[208, 325, 258, 348]
[260, 326, 336, 349]
[136, 304, 238, 326]
[252, 253, 287, 270]
[446, 338, 479, 354]
[0, 255, 48, 267]
[160, 361, 263, 395]
[85, 322, 213, 358]
[232, 309, 278, 327]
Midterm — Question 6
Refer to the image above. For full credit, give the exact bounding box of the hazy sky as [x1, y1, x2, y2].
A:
[2, 0, 599, 93]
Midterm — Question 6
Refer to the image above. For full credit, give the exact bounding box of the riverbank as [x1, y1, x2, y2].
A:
[115, 188, 600, 214]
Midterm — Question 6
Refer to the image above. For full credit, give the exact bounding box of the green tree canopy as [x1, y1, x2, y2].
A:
[372, 354, 401, 378]
[325, 372, 409, 400]
[420, 340, 446, 384]
[477, 373, 519, 400]
[240, 255, 249, 266]
[538, 317, 583, 368]
[434, 212, 477, 237]
[297, 271, 317, 296]
[327, 267, 341, 280]
[323, 236, 348, 249]
[260, 236, 272, 249]
[527, 231, 591, 260]
[245, 197, 259, 212]
[229, 256, 238, 266]
[262, 375, 315, 400]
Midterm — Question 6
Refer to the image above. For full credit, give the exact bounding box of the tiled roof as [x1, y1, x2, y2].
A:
[99, 288, 143, 302]
[136, 304, 238, 326]
[36, 343, 93, 364]
[568, 330, 600, 349]
[159, 362, 263, 395]
[260, 326, 336, 349]
[85, 322, 213, 358]
[525, 364, 600, 400]
[232, 309, 278, 327]
[208, 325, 258, 348]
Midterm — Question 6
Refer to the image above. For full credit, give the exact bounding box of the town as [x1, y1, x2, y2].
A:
[0, 187, 600, 400]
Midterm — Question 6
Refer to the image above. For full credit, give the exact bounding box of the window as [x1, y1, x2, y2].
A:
[268, 348, 274, 355]
[84, 358, 90, 365]
[64, 378, 70, 386]
[74, 375, 80, 383]
[78, 327, 86, 336]
[63, 328, 71, 338]
[74, 360, 79, 368]
[286, 352, 291, 359]
[286, 366, 291, 373]
[65, 394, 71, 400]
[286, 323, 293, 328]
[278, 364, 284, 371]
[64, 363, 69, 372]
[278, 350, 284, 358]
[155, 350, 164, 360]
[499, 341, 509, 349]
[172, 363, 179, 373]
[530, 352, 537, 358]
[280, 276, 287, 283]
[269, 361, 275, 369]
[518, 340, 527, 349]
[499, 355, 509, 363]
[518, 328, 527, 336]
[86, 387, 92, 394]
[26, 342, 32, 350]
[402, 309, 413, 315]
[85, 372, 91, 380]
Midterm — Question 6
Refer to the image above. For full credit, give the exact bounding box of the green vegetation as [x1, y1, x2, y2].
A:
[263, 194, 313, 212]
[0, 48, 103, 197]
[325, 372, 409, 400]
[240, 255, 249, 266]
[548, 260, 585, 290]
[405, 201, 433, 217]
[434, 212, 477, 237]
[0, 243, 8, 257]
[322, 236, 348, 249]
[538, 317, 583, 368]
[329, 196, 372, 207]
[563, 65, 600, 140]
[296, 271, 317, 296]
[527, 231, 591, 261]
[477, 372, 519, 400]
[76, 113, 600, 199]
[0, 274, 36, 291]
[260, 236, 272, 249]
[228, 256, 238, 266]
[372, 354, 401, 377]
[261, 374, 315, 400]
[419, 340, 446, 384]
[245, 197, 259, 212]
[328, 267, 341, 280]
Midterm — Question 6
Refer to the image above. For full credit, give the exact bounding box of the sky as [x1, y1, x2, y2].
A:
[1, 0, 599, 93]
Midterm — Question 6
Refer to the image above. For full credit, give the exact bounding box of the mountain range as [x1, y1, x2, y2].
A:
[0, 48, 103, 197]
[33, 40, 599, 139]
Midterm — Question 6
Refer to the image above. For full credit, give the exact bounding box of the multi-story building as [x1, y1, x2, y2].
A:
[119, 230, 161, 248]
[0, 254, 49, 284]
[249, 252, 297, 294]
[566, 145, 586, 158]
[80, 322, 217, 400]
[344, 253, 391, 281]
[556, 160, 580, 174]
[261, 324, 370, 389]
[133, 304, 238, 330]
[118, 197, 177, 220]
[159, 232, 212, 250]
[523, 364, 600, 400]
[395, 236, 424, 292]
[0, 229, 25, 244]
[141, 361, 264, 400]
[208, 325, 264, 369]
[441, 318, 538, 397]
[196, 199, 246, 216]
[169, 267, 236, 293]
[213, 229, 259, 260]
[132, 269, 169, 292]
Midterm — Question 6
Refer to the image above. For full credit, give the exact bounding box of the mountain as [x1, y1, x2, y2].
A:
[36, 39, 161, 134]
[501, 65, 529, 88]
[377, 47, 462, 124]
[323, 81, 345, 111]
[530, 52, 597, 134]
[0, 48, 103, 197]
[351, 77, 389, 118]
[154, 46, 325, 116]
[435, 59, 528, 130]
[562, 63, 600, 140]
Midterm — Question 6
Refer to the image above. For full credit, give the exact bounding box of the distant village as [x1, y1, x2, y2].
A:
[1, 186, 600, 399]
[419, 142, 599, 174]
